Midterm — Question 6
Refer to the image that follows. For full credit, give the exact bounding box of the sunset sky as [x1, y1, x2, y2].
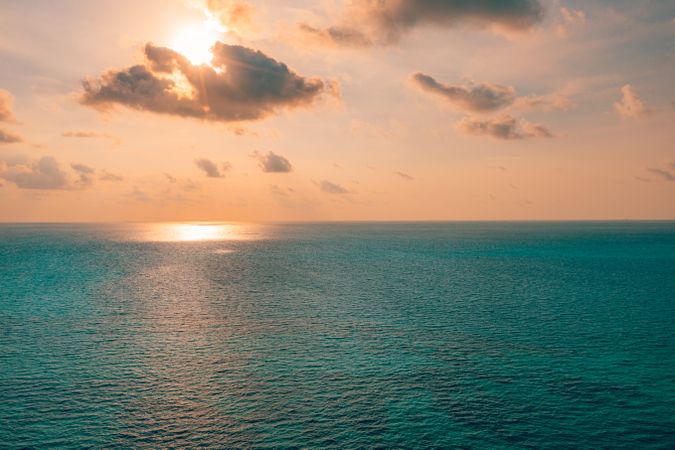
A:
[1, 0, 674, 221]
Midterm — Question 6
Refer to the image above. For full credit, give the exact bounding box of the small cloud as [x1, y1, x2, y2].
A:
[456, 115, 554, 140]
[647, 167, 675, 181]
[320, 180, 349, 194]
[0, 89, 17, 122]
[195, 158, 231, 178]
[100, 170, 124, 181]
[130, 186, 152, 202]
[394, 171, 414, 180]
[0, 128, 22, 144]
[0, 156, 70, 189]
[614, 84, 649, 119]
[556, 7, 586, 37]
[256, 151, 292, 173]
[164, 173, 178, 183]
[227, 125, 257, 137]
[71, 163, 95, 188]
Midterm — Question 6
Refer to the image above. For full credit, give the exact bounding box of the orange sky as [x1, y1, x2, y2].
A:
[0, 0, 674, 221]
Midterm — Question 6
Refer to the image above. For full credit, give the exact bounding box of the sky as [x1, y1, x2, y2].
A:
[0, 0, 674, 222]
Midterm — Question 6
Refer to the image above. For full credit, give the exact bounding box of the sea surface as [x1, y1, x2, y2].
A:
[1, 222, 674, 448]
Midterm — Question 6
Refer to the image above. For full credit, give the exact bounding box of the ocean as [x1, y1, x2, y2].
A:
[1, 222, 674, 448]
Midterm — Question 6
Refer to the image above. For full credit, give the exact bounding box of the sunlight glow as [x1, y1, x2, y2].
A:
[170, 11, 226, 66]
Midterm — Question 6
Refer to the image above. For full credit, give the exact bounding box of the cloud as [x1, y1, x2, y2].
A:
[256, 151, 292, 173]
[100, 170, 124, 181]
[195, 158, 231, 178]
[0, 89, 16, 122]
[394, 171, 414, 180]
[81, 42, 329, 122]
[71, 163, 95, 187]
[0, 156, 70, 189]
[0, 128, 22, 144]
[614, 84, 649, 119]
[205, 0, 255, 35]
[320, 180, 349, 194]
[412, 73, 570, 113]
[412, 73, 516, 112]
[647, 167, 675, 181]
[299, 0, 544, 47]
[556, 7, 586, 37]
[456, 115, 554, 139]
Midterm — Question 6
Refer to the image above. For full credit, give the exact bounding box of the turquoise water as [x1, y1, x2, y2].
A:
[1, 222, 674, 448]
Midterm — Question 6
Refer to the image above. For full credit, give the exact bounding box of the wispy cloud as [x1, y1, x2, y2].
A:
[412, 73, 570, 113]
[255, 151, 293, 173]
[394, 171, 414, 180]
[647, 167, 675, 181]
[100, 170, 124, 182]
[320, 180, 349, 194]
[456, 115, 554, 140]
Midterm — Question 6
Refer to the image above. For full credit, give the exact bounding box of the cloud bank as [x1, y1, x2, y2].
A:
[81, 42, 329, 122]
[300, 0, 545, 47]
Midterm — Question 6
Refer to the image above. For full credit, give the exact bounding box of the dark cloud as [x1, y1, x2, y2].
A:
[195, 158, 231, 178]
[100, 170, 124, 182]
[647, 167, 675, 181]
[456, 115, 554, 139]
[0, 128, 22, 144]
[81, 42, 328, 122]
[300, 0, 544, 47]
[0, 89, 16, 122]
[257, 151, 292, 173]
[0, 156, 70, 189]
[412, 73, 570, 113]
[394, 171, 414, 180]
[320, 180, 349, 194]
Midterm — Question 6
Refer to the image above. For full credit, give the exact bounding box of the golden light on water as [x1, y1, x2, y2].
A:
[128, 222, 266, 242]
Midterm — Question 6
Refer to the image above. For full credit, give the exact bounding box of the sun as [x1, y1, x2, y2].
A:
[170, 14, 226, 66]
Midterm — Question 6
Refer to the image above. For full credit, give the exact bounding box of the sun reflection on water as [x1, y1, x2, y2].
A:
[129, 222, 266, 242]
